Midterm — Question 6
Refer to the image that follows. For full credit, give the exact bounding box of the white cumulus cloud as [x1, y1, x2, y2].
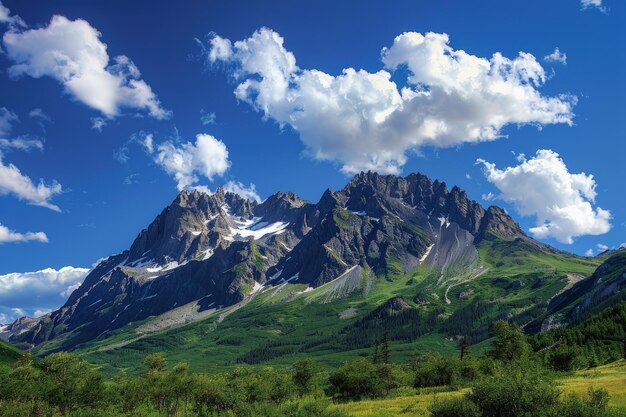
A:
[3, 15, 170, 120]
[0, 107, 18, 137]
[149, 133, 231, 190]
[0, 223, 48, 244]
[207, 28, 576, 174]
[0, 266, 89, 322]
[544, 47, 567, 64]
[477, 149, 611, 244]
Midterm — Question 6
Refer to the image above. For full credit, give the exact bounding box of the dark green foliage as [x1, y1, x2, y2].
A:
[429, 396, 481, 417]
[546, 343, 586, 371]
[441, 301, 494, 341]
[468, 364, 561, 417]
[414, 354, 461, 387]
[550, 387, 612, 417]
[380, 332, 391, 364]
[459, 336, 471, 362]
[412, 354, 484, 388]
[145, 352, 166, 373]
[341, 302, 440, 349]
[292, 359, 317, 396]
[433, 373, 622, 417]
[327, 359, 400, 400]
[531, 302, 626, 367]
[489, 320, 530, 362]
[0, 352, 348, 417]
[0, 353, 106, 415]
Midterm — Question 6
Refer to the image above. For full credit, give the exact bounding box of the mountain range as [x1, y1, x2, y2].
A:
[3, 171, 624, 371]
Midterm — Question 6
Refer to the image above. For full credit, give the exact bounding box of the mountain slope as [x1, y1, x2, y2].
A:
[6, 171, 600, 362]
[527, 249, 626, 332]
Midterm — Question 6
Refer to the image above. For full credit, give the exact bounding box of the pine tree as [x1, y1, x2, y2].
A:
[381, 331, 391, 365]
[372, 344, 381, 364]
[459, 336, 471, 362]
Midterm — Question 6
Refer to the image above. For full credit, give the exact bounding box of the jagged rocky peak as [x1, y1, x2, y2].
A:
[125, 187, 264, 265]
[256, 191, 310, 223]
[127, 190, 215, 264]
[317, 188, 343, 213]
[477, 205, 525, 241]
[220, 187, 257, 219]
[340, 171, 525, 241]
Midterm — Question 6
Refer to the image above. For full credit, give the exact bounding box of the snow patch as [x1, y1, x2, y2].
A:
[268, 269, 283, 282]
[162, 261, 186, 271]
[111, 304, 129, 323]
[87, 299, 102, 308]
[420, 244, 434, 263]
[250, 281, 264, 295]
[229, 217, 289, 240]
[438, 216, 450, 228]
[139, 294, 158, 301]
[282, 273, 299, 283]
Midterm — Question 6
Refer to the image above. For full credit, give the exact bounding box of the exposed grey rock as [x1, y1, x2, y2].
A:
[10, 171, 532, 350]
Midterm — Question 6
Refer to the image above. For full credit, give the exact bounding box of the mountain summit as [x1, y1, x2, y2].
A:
[6, 172, 544, 351]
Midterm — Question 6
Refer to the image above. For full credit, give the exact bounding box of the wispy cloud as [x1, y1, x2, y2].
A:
[543, 47, 567, 65]
[0, 223, 48, 244]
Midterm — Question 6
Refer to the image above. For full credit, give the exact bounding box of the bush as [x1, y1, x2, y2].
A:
[429, 395, 480, 417]
[292, 359, 317, 396]
[547, 387, 611, 417]
[414, 355, 461, 388]
[468, 365, 560, 417]
[327, 359, 399, 400]
[489, 321, 530, 362]
[546, 344, 587, 371]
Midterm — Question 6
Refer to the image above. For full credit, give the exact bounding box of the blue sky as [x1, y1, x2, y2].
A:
[0, 0, 623, 319]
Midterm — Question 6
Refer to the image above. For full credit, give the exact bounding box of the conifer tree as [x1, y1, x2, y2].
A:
[381, 332, 391, 365]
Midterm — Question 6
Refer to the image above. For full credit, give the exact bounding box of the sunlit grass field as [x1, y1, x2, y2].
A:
[331, 360, 626, 416]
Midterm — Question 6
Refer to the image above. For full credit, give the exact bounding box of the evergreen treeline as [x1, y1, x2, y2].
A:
[530, 302, 626, 370]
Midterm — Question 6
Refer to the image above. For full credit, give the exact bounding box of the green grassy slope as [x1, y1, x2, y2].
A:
[330, 360, 626, 417]
[0, 338, 25, 370]
[64, 237, 600, 375]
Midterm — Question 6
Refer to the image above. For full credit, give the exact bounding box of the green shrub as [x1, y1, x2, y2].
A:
[546, 344, 587, 371]
[327, 359, 399, 400]
[467, 365, 560, 417]
[429, 396, 480, 417]
[414, 355, 461, 388]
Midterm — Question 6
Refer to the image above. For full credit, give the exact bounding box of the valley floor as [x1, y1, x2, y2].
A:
[331, 360, 626, 417]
